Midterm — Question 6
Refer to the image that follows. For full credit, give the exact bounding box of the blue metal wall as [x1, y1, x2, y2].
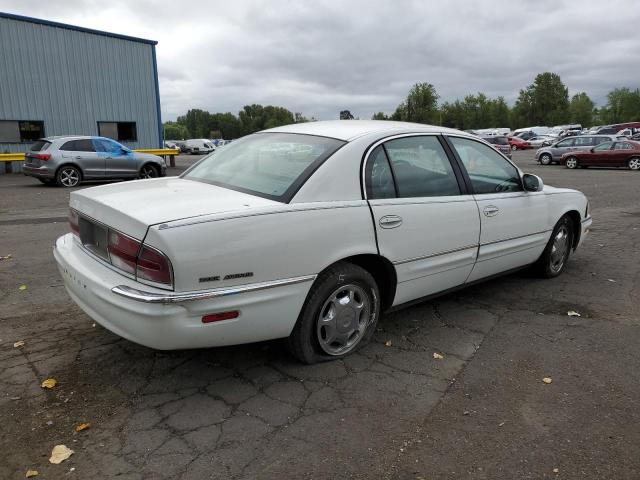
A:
[0, 14, 161, 164]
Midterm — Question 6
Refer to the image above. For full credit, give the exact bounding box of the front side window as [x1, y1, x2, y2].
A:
[93, 138, 123, 154]
[182, 133, 345, 202]
[574, 136, 592, 146]
[593, 142, 613, 151]
[556, 138, 575, 147]
[366, 145, 396, 199]
[448, 136, 522, 194]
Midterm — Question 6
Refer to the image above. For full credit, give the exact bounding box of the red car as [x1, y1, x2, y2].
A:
[508, 136, 532, 151]
[561, 140, 640, 170]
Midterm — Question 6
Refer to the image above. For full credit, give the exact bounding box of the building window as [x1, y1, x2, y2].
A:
[98, 122, 137, 141]
[0, 120, 45, 142]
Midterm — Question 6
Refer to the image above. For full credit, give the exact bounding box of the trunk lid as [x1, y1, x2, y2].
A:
[70, 177, 280, 239]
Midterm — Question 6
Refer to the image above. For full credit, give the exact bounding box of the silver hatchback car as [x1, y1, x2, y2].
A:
[22, 136, 166, 187]
[535, 135, 624, 165]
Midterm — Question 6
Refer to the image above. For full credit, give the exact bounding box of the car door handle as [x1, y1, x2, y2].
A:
[74, 156, 82, 159]
[379, 215, 403, 229]
[483, 205, 499, 217]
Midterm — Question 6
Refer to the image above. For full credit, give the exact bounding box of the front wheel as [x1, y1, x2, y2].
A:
[534, 215, 574, 278]
[539, 153, 552, 165]
[511, 144, 517, 151]
[139, 164, 159, 179]
[565, 156, 578, 169]
[288, 262, 380, 364]
[628, 157, 640, 170]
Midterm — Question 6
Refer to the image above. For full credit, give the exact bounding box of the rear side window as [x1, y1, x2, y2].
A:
[595, 137, 611, 145]
[448, 136, 522, 195]
[60, 139, 95, 152]
[574, 137, 592, 146]
[60, 140, 76, 151]
[30, 140, 50, 152]
[383, 136, 461, 198]
[366, 146, 396, 199]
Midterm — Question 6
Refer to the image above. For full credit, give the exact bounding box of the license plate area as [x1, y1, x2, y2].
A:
[79, 217, 109, 260]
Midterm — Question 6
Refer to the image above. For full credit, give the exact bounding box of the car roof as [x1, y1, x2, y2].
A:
[42, 135, 96, 141]
[263, 120, 464, 141]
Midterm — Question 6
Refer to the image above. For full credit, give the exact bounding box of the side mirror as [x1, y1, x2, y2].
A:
[589, 148, 595, 153]
[523, 173, 543, 192]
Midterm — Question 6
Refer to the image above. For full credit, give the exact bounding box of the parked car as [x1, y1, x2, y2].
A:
[22, 136, 166, 187]
[513, 130, 536, 141]
[164, 141, 180, 150]
[561, 140, 640, 170]
[481, 135, 512, 158]
[592, 126, 619, 135]
[535, 135, 623, 165]
[508, 136, 532, 151]
[183, 139, 215, 155]
[53, 121, 591, 363]
[528, 135, 556, 148]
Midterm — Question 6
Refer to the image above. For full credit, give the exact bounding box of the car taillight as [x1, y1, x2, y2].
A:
[31, 153, 50, 161]
[136, 245, 172, 285]
[107, 230, 140, 274]
[69, 209, 80, 236]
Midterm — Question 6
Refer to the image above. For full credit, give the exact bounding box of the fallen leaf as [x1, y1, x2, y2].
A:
[25, 469, 38, 477]
[542, 377, 553, 384]
[0, 254, 11, 261]
[49, 444, 74, 464]
[75, 422, 90, 432]
[384, 340, 392, 347]
[41, 378, 57, 389]
[433, 352, 444, 360]
[567, 310, 581, 317]
[13, 340, 25, 348]
[18, 284, 27, 291]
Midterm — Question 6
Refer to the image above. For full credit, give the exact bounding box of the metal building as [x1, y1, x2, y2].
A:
[0, 12, 162, 163]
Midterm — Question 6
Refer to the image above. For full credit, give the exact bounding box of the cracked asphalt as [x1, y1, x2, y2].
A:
[1, 151, 638, 479]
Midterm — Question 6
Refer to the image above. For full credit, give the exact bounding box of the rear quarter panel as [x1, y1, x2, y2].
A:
[143, 201, 378, 292]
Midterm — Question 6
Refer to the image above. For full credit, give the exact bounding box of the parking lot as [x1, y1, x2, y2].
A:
[1, 150, 639, 479]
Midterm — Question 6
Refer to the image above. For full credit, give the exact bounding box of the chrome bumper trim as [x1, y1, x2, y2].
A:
[111, 274, 317, 304]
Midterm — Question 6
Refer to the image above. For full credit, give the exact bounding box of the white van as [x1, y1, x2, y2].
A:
[184, 139, 215, 155]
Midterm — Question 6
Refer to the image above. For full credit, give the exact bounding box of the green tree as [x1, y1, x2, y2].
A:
[487, 97, 511, 127]
[163, 121, 189, 140]
[569, 92, 594, 126]
[600, 88, 640, 124]
[177, 109, 212, 138]
[371, 112, 389, 120]
[512, 72, 569, 127]
[393, 83, 440, 124]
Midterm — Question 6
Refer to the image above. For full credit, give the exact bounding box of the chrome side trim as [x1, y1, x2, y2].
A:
[480, 229, 552, 247]
[111, 274, 317, 304]
[393, 244, 478, 265]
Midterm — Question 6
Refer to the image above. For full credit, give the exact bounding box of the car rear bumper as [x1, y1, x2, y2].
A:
[22, 164, 54, 179]
[53, 233, 314, 350]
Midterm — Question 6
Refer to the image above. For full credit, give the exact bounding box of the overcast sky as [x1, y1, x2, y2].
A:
[3, 1, 639, 120]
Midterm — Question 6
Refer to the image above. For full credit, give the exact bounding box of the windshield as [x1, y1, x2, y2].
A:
[182, 133, 345, 202]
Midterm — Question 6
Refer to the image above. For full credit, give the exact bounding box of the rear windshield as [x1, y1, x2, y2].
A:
[182, 133, 345, 202]
[30, 140, 50, 152]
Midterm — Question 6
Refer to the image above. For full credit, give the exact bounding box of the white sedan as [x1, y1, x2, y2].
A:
[54, 121, 592, 363]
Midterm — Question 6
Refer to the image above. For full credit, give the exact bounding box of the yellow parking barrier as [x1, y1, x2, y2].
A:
[0, 153, 26, 162]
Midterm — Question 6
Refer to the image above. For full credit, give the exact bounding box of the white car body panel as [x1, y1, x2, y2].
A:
[53, 120, 592, 351]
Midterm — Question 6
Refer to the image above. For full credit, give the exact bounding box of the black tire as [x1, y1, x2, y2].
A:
[533, 215, 574, 278]
[539, 153, 552, 165]
[565, 156, 579, 169]
[287, 262, 380, 364]
[139, 163, 159, 179]
[56, 165, 81, 187]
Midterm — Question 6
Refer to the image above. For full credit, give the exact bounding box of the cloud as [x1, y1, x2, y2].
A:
[3, 0, 639, 120]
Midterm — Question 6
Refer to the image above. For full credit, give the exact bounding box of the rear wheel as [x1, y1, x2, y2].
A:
[534, 215, 574, 278]
[56, 166, 81, 187]
[511, 144, 517, 151]
[628, 157, 640, 170]
[139, 164, 159, 179]
[288, 262, 380, 364]
[539, 153, 552, 165]
[565, 156, 578, 169]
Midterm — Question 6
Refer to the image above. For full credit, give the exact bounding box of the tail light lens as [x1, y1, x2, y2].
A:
[69, 209, 80, 236]
[136, 245, 172, 285]
[107, 230, 140, 274]
[32, 153, 51, 161]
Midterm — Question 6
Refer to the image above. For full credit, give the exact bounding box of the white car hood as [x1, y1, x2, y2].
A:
[70, 177, 280, 239]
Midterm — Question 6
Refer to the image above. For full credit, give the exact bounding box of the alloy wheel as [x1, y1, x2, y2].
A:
[140, 165, 158, 178]
[316, 284, 372, 356]
[629, 157, 640, 170]
[60, 167, 80, 187]
[549, 225, 570, 273]
[565, 157, 578, 169]
[540, 153, 552, 165]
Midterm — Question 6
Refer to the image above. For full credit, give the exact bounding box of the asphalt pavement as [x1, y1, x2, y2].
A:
[0, 151, 638, 479]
